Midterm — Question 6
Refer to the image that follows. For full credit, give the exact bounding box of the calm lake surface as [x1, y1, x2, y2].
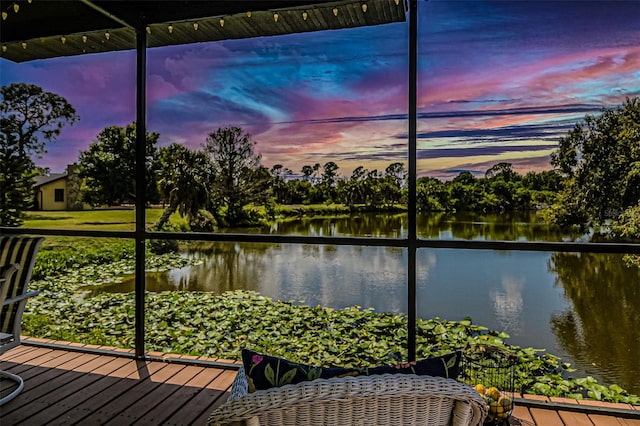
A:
[109, 212, 640, 394]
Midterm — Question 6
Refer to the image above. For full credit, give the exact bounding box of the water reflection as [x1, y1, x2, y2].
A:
[549, 252, 640, 394]
[260, 213, 407, 238]
[491, 276, 524, 336]
[418, 212, 581, 242]
[223, 211, 581, 242]
[116, 242, 408, 314]
[97, 212, 639, 394]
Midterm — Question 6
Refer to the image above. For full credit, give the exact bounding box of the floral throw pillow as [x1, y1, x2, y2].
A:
[242, 349, 462, 392]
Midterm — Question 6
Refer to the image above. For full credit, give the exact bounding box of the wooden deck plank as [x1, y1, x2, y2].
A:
[1, 365, 117, 424]
[1, 349, 87, 398]
[165, 388, 229, 426]
[581, 400, 635, 411]
[588, 414, 626, 426]
[1, 351, 66, 380]
[49, 358, 159, 425]
[1, 346, 55, 368]
[163, 369, 236, 426]
[104, 365, 202, 425]
[530, 407, 565, 426]
[61, 361, 172, 425]
[0, 352, 102, 419]
[617, 419, 640, 426]
[91, 356, 137, 377]
[12, 357, 137, 425]
[0, 344, 33, 360]
[22, 336, 57, 344]
[140, 368, 230, 425]
[0, 348, 39, 390]
[1, 345, 637, 426]
[523, 394, 551, 402]
[26, 348, 86, 368]
[551, 396, 582, 404]
[558, 410, 597, 425]
[134, 367, 224, 425]
[188, 371, 239, 426]
[511, 405, 536, 425]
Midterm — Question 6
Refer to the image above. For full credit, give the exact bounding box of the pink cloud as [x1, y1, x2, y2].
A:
[146, 42, 251, 103]
[419, 45, 640, 110]
[147, 74, 182, 103]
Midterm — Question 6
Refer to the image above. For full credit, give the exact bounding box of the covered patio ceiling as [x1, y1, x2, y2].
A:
[0, 0, 406, 63]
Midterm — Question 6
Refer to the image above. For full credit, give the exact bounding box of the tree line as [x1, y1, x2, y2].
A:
[74, 123, 565, 229]
[2, 83, 639, 245]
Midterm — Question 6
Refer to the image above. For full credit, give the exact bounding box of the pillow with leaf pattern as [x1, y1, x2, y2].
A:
[241, 349, 462, 392]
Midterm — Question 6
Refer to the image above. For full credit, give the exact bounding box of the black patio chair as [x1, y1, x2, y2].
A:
[0, 236, 44, 406]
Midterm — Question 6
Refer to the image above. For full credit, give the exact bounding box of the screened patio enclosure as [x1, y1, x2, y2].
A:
[1, 0, 640, 374]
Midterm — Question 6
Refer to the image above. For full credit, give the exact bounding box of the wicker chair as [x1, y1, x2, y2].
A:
[0, 236, 45, 406]
[208, 366, 488, 426]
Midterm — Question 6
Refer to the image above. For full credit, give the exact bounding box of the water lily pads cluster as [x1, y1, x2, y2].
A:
[20, 248, 640, 406]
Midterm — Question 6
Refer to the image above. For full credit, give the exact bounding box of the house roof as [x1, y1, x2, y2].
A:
[0, 0, 406, 63]
[33, 173, 67, 187]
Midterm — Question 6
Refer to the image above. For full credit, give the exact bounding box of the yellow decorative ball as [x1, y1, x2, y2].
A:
[489, 401, 503, 415]
[498, 395, 513, 412]
[487, 386, 501, 401]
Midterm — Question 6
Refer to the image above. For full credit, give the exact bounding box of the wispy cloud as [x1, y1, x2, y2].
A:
[1, 1, 638, 177]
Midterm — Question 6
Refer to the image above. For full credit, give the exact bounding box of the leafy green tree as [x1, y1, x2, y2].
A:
[485, 162, 518, 182]
[385, 162, 407, 189]
[521, 170, 563, 208]
[611, 204, 640, 267]
[249, 165, 275, 207]
[522, 170, 563, 192]
[301, 165, 314, 180]
[550, 97, 640, 227]
[78, 123, 159, 206]
[485, 167, 514, 211]
[321, 161, 339, 185]
[337, 166, 366, 207]
[270, 164, 291, 204]
[1, 83, 78, 226]
[284, 179, 312, 204]
[155, 143, 214, 231]
[416, 177, 448, 211]
[383, 162, 407, 205]
[448, 172, 481, 211]
[203, 126, 262, 226]
[312, 163, 321, 179]
[320, 161, 339, 202]
[364, 169, 383, 207]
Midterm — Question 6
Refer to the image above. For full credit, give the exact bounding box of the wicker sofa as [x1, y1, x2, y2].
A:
[208, 366, 488, 425]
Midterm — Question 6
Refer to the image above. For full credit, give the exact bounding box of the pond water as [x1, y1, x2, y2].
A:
[107, 212, 640, 394]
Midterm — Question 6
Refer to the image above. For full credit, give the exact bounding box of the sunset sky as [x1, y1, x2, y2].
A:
[1, 1, 639, 179]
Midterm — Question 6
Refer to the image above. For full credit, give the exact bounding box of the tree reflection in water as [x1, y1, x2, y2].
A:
[103, 212, 638, 394]
[549, 252, 640, 394]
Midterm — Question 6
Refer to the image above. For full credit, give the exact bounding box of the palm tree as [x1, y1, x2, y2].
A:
[301, 165, 314, 180]
[154, 143, 214, 230]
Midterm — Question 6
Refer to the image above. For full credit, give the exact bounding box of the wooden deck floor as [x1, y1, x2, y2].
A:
[1, 343, 639, 425]
[0, 344, 237, 425]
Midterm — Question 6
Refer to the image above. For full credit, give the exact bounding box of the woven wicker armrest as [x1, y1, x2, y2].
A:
[208, 367, 487, 426]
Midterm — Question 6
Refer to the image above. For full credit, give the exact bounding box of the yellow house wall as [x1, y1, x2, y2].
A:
[38, 180, 68, 210]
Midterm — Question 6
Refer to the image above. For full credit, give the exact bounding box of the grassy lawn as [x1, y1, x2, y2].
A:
[24, 208, 165, 230]
[21, 209, 172, 279]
